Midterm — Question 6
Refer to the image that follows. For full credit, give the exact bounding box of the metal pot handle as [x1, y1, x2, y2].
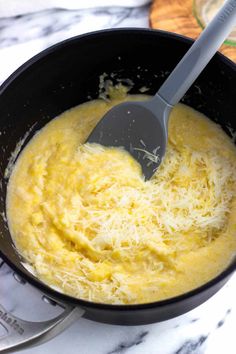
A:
[0, 301, 84, 353]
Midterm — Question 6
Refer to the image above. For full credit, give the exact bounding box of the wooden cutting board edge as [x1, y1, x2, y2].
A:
[149, 0, 236, 63]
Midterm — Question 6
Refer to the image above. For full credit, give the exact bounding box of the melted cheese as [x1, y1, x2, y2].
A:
[6, 96, 236, 304]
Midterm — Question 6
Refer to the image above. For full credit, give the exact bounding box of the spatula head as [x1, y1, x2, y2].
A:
[86, 101, 167, 180]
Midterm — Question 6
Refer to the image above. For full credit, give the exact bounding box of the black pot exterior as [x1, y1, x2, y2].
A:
[0, 29, 235, 325]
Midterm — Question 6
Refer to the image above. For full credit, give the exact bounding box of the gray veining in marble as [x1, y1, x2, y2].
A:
[0, 6, 149, 49]
[0, 2, 235, 353]
[0, 5, 149, 85]
[1, 256, 236, 353]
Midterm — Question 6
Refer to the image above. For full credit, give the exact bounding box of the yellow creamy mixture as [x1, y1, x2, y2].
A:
[7, 92, 236, 304]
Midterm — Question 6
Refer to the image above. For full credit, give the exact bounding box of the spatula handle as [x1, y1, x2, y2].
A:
[157, 0, 236, 106]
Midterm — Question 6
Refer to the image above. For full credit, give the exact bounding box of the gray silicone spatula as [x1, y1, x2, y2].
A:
[87, 0, 236, 180]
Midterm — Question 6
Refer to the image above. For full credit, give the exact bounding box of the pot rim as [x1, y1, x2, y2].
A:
[1, 27, 236, 311]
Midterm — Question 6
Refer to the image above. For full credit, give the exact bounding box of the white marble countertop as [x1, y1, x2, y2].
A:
[0, 2, 235, 354]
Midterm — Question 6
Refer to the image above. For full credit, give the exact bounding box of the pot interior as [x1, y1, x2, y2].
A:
[0, 29, 236, 303]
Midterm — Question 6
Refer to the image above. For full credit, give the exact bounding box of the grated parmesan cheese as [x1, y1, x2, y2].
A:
[6, 98, 236, 304]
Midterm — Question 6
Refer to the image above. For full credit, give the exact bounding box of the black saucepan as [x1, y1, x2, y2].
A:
[0, 29, 235, 352]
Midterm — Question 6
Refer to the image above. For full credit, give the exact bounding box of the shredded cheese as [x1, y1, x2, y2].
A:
[6, 98, 236, 304]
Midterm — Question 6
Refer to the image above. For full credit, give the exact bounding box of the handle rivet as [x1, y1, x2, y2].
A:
[13, 272, 26, 284]
[42, 295, 57, 306]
